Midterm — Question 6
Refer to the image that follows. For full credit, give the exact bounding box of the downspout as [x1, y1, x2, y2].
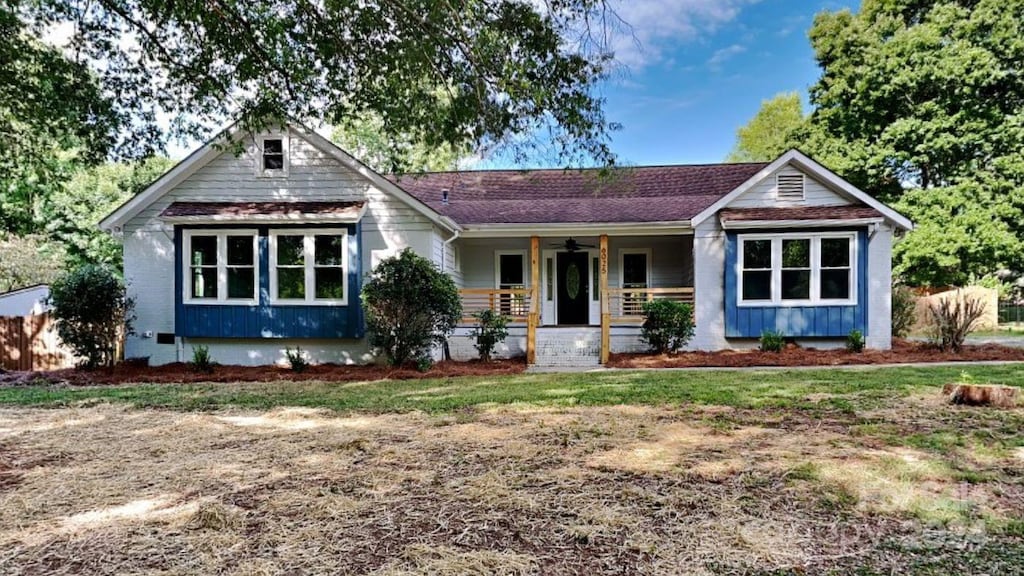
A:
[441, 227, 460, 361]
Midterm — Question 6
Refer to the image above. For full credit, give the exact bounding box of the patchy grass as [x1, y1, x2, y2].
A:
[1, 364, 1023, 414]
[1, 366, 1022, 574]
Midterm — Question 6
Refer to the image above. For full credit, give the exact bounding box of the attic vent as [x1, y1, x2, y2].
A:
[776, 173, 805, 200]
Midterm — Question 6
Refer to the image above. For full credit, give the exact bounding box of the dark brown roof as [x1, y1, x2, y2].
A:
[719, 206, 883, 222]
[390, 163, 768, 224]
[161, 201, 365, 219]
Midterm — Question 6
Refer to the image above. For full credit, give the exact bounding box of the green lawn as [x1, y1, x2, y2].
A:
[3, 364, 1022, 414]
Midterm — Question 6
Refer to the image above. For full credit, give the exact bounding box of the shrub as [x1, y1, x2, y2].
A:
[846, 329, 865, 353]
[639, 299, 695, 354]
[48, 264, 134, 369]
[191, 345, 214, 372]
[285, 347, 309, 372]
[759, 330, 785, 352]
[362, 249, 461, 366]
[471, 309, 509, 362]
[892, 284, 917, 338]
[927, 293, 986, 352]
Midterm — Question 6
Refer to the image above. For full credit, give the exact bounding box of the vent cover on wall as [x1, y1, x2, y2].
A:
[776, 173, 805, 200]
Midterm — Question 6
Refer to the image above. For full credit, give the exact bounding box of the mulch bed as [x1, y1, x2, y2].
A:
[0, 358, 527, 387]
[608, 338, 1024, 369]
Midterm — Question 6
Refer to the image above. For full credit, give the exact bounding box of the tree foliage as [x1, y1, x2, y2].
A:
[362, 249, 461, 366]
[726, 92, 805, 163]
[49, 265, 134, 369]
[330, 114, 467, 174]
[733, 0, 1024, 287]
[0, 5, 123, 234]
[0, 234, 66, 292]
[22, 0, 619, 167]
[46, 158, 175, 269]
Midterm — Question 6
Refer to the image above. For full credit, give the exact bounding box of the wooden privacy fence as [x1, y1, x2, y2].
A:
[0, 314, 76, 371]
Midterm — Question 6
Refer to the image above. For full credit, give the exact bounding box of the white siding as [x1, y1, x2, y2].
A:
[432, 227, 463, 288]
[728, 165, 852, 208]
[867, 223, 894, 349]
[692, 219, 728, 350]
[121, 128, 437, 365]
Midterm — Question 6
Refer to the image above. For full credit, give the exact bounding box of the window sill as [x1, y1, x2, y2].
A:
[737, 300, 857, 308]
[184, 299, 259, 306]
[268, 300, 348, 307]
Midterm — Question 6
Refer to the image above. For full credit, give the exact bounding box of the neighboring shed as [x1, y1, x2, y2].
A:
[0, 285, 51, 316]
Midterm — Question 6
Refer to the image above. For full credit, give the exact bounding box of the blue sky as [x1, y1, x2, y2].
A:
[593, 0, 859, 166]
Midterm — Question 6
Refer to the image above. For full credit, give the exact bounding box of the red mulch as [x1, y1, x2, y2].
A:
[10, 358, 527, 387]
[608, 339, 1024, 369]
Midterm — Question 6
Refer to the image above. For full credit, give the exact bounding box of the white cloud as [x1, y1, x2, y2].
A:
[707, 43, 747, 69]
[607, 0, 757, 69]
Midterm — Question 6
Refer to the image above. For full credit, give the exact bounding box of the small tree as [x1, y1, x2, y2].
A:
[927, 293, 986, 353]
[891, 284, 917, 339]
[48, 265, 134, 369]
[639, 299, 695, 354]
[471, 309, 509, 362]
[362, 249, 461, 366]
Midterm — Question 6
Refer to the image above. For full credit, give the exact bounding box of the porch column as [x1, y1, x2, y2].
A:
[600, 234, 610, 364]
[527, 235, 540, 364]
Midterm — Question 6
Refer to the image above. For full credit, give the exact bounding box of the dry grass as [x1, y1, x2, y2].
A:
[0, 398, 1022, 575]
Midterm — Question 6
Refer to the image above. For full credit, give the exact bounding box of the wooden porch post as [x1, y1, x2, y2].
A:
[527, 235, 540, 364]
[599, 234, 610, 364]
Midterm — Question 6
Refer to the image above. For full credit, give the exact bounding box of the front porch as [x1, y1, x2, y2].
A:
[451, 234, 695, 365]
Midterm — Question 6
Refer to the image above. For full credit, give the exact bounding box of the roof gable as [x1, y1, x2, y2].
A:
[99, 122, 456, 233]
[690, 150, 913, 231]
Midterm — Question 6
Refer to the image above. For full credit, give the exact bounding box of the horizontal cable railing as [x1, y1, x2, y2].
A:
[604, 287, 695, 323]
[458, 288, 534, 324]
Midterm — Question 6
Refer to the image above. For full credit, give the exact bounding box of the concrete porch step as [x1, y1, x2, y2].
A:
[532, 327, 602, 367]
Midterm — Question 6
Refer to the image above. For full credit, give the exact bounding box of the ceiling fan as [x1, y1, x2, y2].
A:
[549, 237, 597, 253]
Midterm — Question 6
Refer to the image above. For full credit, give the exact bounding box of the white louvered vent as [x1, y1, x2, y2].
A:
[776, 173, 805, 200]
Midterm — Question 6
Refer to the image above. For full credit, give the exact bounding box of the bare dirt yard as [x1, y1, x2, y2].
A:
[1, 380, 1022, 575]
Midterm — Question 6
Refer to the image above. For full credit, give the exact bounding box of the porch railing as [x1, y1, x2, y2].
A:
[604, 287, 695, 323]
[458, 288, 534, 324]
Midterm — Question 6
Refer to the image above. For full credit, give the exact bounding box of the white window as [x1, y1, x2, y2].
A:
[495, 250, 527, 316]
[257, 135, 289, 176]
[270, 229, 348, 305]
[738, 232, 856, 306]
[619, 249, 651, 315]
[183, 230, 259, 304]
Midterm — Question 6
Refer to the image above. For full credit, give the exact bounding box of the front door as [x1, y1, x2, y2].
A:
[556, 252, 589, 325]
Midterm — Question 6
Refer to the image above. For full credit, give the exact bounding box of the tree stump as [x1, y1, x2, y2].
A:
[942, 383, 1019, 408]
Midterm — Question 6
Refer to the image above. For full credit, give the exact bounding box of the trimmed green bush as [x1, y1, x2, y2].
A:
[639, 299, 695, 354]
[362, 249, 461, 366]
[846, 329, 866, 353]
[471, 309, 510, 362]
[48, 264, 134, 369]
[759, 330, 785, 353]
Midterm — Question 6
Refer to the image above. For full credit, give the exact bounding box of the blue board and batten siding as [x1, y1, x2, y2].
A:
[723, 229, 868, 338]
[174, 223, 364, 339]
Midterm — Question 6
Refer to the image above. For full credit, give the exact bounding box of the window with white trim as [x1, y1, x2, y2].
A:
[257, 136, 288, 176]
[270, 229, 348, 304]
[619, 249, 651, 315]
[495, 251, 527, 315]
[738, 233, 856, 305]
[184, 230, 259, 304]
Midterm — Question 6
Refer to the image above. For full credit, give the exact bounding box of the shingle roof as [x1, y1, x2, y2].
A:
[161, 201, 365, 220]
[719, 206, 882, 222]
[389, 163, 768, 225]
